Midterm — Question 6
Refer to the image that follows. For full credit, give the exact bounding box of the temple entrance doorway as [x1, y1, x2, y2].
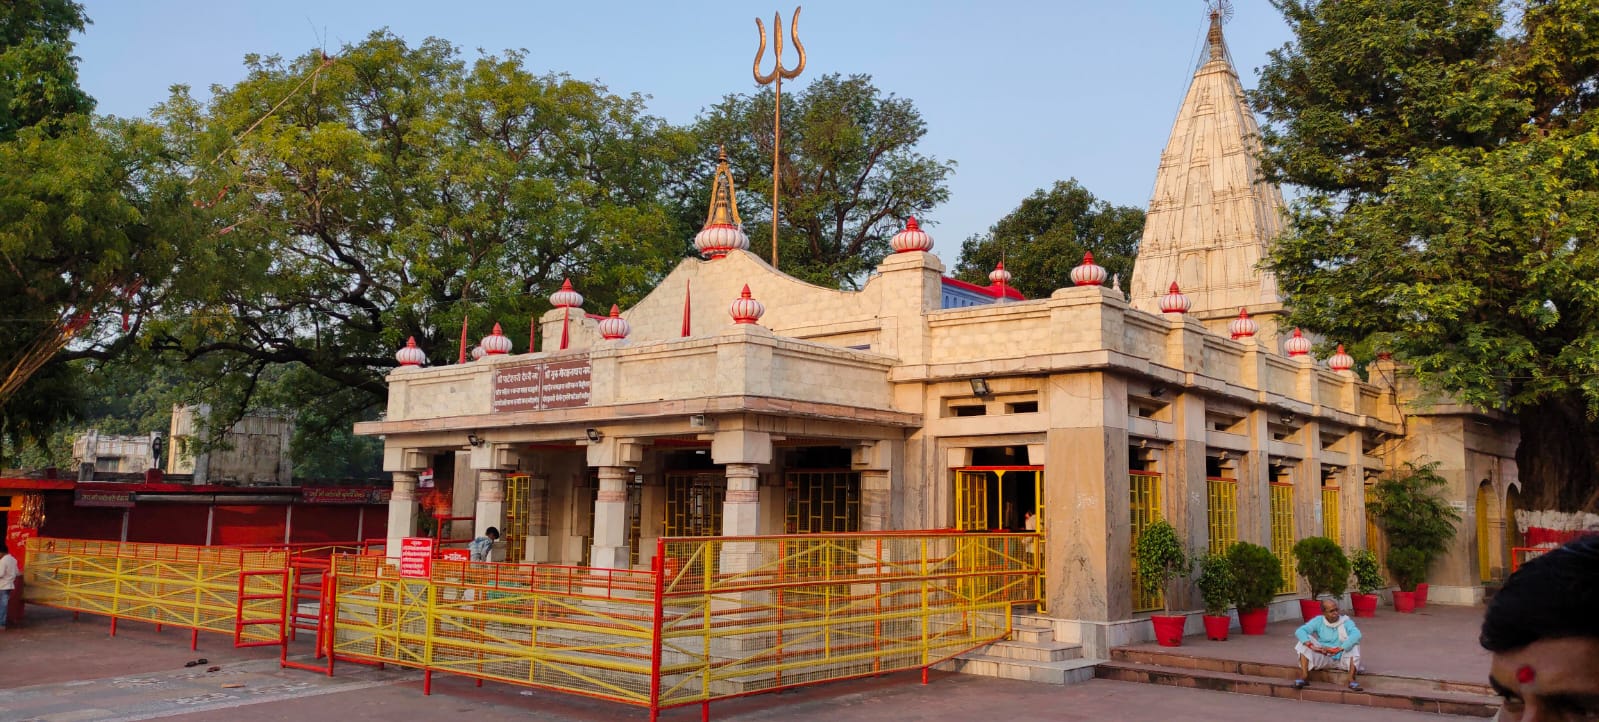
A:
[954, 446, 1044, 606]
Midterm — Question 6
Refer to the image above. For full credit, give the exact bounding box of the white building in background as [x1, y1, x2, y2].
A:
[167, 405, 294, 486]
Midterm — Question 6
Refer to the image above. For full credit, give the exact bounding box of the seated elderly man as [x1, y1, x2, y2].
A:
[1292, 598, 1364, 691]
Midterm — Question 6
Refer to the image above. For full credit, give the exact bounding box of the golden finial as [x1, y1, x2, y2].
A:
[1206, 0, 1233, 61]
[704, 145, 743, 228]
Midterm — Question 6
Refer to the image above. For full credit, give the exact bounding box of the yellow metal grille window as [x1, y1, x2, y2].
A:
[664, 473, 724, 537]
[1130, 471, 1164, 612]
[1206, 478, 1238, 556]
[785, 470, 861, 533]
[1270, 483, 1297, 593]
[1477, 484, 1492, 583]
[503, 474, 544, 564]
[1322, 486, 1340, 544]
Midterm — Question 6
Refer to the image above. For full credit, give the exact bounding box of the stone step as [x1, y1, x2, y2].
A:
[982, 639, 1083, 663]
[935, 654, 1102, 686]
[1008, 623, 1054, 645]
[1109, 647, 1495, 697]
[1094, 660, 1500, 718]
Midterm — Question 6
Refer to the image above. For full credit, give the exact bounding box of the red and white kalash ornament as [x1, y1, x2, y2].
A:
[890, 217, 934, 253]
[1284, 328, 1313, 357]
[694, 147, 751, 259]
[1229, 307, 1258, 340]
[599, 304, 631, 341]
[550, 278, 584, 350]
[1158, 282, 1191, 314]
[479, 323, 513, 355]
[1327, 344, 1355, 373]
[1070, 252, 1107, 287]
[470, 345, 486, 361]
[396, 336, 426, 366]
[729, 285, 766, 325]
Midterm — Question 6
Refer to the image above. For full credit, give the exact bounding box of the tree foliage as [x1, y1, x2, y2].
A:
[144, 32, 695, 438]
[689, 74, 953, 288]
[1254, 0, 1599, 511]
[953, 179, 1143, 298]
[0, 1, 203, 459]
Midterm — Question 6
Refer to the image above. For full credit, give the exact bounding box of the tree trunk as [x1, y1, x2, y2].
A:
[1515, 392, 1599, 512]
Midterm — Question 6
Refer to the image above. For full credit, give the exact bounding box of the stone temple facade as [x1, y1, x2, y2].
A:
[357, 14, 1520, 657]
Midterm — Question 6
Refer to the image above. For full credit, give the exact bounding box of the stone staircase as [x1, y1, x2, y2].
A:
[1095, 647, 1500, 717]
[934, 613, 1102, 685]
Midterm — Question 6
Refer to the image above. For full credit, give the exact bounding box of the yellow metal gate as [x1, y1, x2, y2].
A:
[953, 467, 1044, 607]
[1130, 471, 1165, 612]
[1206, 477, 1238, 556]
[1270, 483, 1297, 593]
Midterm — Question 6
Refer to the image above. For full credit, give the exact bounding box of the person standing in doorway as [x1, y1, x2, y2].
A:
[0, 542, 18, 630]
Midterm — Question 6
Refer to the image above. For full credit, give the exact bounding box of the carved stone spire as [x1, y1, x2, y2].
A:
[1129, 8, 1287, 344]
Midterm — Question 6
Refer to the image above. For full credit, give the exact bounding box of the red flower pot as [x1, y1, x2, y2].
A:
[1415, 582, 1429, 607]
[1298, 598, 1323, 622]
[1393, 590, 1417, 613]
[1350, 593, 1378, 618]
[1202, 615, 1231, 641]
[1238, 607, 1269, 635]
[1151, 614, 1187, 647]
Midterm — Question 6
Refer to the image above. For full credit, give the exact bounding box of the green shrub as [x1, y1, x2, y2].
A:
[1226, 541, 1283, 612]
[1367, 461, 1460, 577]
[1291, 536, 1350, 599]
[1195, 553, 1236, 616]
[1133, 519, 1189, 614]
[1350, 549, 1383, 594]
[1386, 546, 1429, 592]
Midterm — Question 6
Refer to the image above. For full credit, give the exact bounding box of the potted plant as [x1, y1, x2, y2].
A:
[1290, 536, 1350, 621]
[1349, 548, 1382, 617]
[1367, 461, 1461, 608]
[1226, 541, 1284, 635]
[1134, 519, 1191, 646]
[1194, 553, 1236, 641]
[1386, 546, 1428, 612]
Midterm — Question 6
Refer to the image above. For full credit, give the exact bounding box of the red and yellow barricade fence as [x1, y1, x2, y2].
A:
[23, 538, 291, 648]
[324, 531, 1039, 720]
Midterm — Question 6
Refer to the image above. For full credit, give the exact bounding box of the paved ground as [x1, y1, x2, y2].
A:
[1121, 602, 1490, 684]
[1, 606, 1479, 721]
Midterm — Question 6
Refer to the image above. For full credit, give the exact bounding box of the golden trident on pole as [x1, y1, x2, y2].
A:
[754, 6, 806, 271]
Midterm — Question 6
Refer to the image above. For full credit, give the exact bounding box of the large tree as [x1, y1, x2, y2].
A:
[0, 1, 202, 459]
[688, 74, 954, 288]
[145, 32, 694, 438]
[953, 179, 1143, 298]
[1254, 0, 1599, 511]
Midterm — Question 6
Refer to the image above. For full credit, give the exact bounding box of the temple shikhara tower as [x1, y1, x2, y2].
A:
[1131, 11, 1286, 344]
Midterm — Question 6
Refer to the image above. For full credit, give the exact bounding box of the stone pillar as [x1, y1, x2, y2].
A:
[1043, 371, 1130, 622]
[476, 470, 506, 560]
[1169, 389, 1208, 611]
[590, 466, 631, 569]
[854, 441, 894, 532]
[719, 463, 762, 573]
[387, 471, 420, 559]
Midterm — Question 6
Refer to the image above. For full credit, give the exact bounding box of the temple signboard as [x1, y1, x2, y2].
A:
[492, 354, 592, 413]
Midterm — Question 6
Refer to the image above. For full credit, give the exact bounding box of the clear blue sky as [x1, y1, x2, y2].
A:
[73, 0, 1291, 250]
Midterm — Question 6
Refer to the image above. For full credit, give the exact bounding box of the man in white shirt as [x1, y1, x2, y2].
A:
[0, 542, 18, 630]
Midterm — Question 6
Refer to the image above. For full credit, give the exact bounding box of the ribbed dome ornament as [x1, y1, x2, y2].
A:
[729, 285, 765, 325]
[693, 147, 751, 259]
[480, 323, 512, 355]
[1328, 344, 1355, 372]
[599, 304, 631, 340]
[396, 337, 426, 366]
[1285, 328, 1313, 357]
[988, 261, 1012, 286]
[549, 279, 583, 309]
[1070, 252, 1107, 287]
[1229, 307, 1258, 339]
[890, 217, 934, 253]
[470, 345, 486, 361]
[1158, 282, 1191, 314]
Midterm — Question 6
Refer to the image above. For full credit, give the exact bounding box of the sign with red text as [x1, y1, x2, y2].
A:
[399, 537, 435, 578]
[491, 354, 592, 413]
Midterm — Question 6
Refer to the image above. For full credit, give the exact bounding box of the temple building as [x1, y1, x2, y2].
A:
[355, 13, 1521, 659]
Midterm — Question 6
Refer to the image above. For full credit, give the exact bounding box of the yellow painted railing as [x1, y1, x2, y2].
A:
[24, 538, 290, 646]
[325, 531, 1038, 720]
